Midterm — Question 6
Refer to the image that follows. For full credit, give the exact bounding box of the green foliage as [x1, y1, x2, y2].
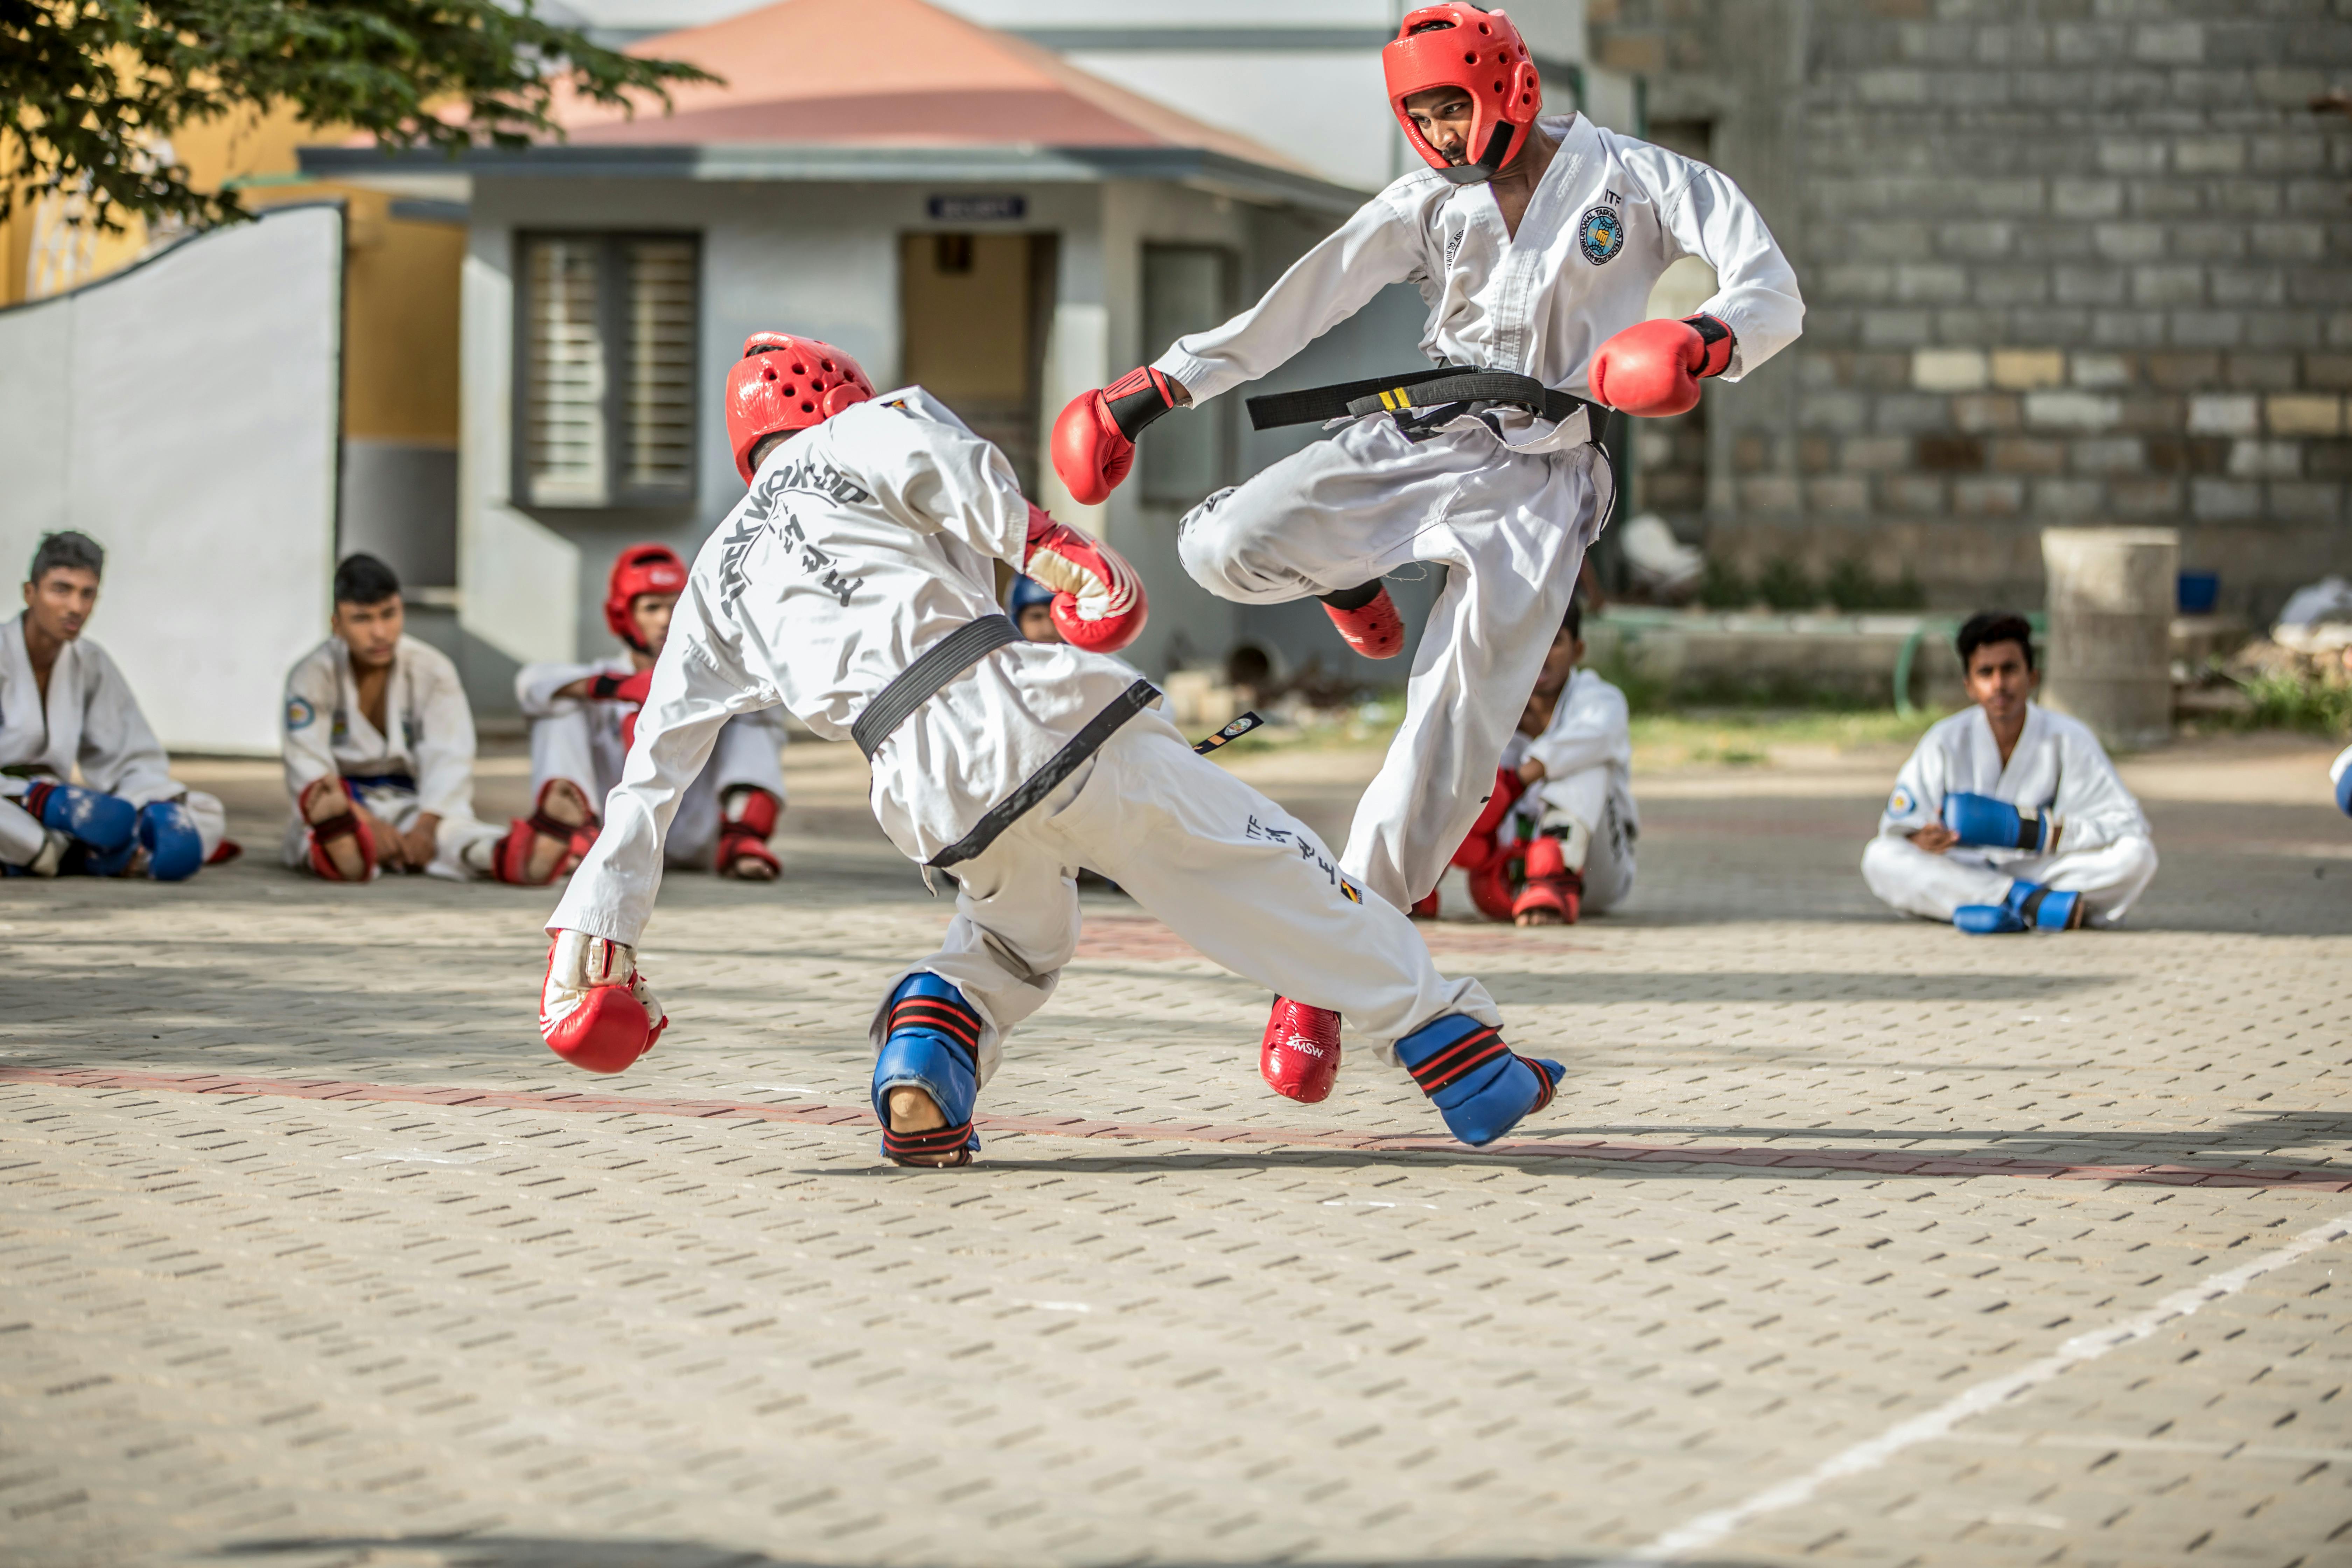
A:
[1825, 558, 1927, 612]
[1696, 557, 1749, 609]
[2234, 671, 2352, 737]
[0, 0, 716, 232]
[1756, 556, 1816, 611]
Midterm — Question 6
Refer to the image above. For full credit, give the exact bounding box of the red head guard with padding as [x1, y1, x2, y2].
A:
[1383, 4, 1543, 185]
[604, 543, 688, 649]
[725, 332, 876, 482]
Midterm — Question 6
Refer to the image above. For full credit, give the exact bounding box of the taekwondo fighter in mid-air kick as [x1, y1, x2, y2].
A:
[538, 333, 1564, 1166]
[1051, 3, 1803, 1102]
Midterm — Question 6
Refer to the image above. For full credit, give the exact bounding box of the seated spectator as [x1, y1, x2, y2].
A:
[280, 554, 506, 881]
[511, 545, 786, 884]
[1862, 610, 2157, 933]
[0, 530, 233, 879]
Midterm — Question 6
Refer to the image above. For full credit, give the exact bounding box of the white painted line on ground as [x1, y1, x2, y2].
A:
[1603, 1209, 2352, 1566]
[1940, 1430, 2352, 1465]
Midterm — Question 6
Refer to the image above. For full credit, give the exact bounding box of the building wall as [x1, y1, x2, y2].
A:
[1588, 0, 2352, 620]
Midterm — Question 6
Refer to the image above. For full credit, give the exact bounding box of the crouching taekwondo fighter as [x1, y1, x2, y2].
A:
[538, 333, 1564, 1166]
[1052, 4, 1803, 1103]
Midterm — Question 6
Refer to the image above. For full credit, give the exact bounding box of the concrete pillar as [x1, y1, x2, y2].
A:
[2040, 526, 2177, 750]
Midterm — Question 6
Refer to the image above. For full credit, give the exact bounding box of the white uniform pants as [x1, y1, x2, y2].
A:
[530, 708, 784, 870]
[0, 785, 226, 869]
[867, 710, 1500, 1089]
[279, 779, 502, 881]
[1519, 764, 1636, 916]
[1861, 833, 2159, 928]
[1178, 413, 1611, 911]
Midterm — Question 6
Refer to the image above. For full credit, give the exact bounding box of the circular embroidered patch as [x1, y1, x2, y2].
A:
[1888, 785, 1914, 817]
[1578, 205, 1625, 265]
[284, 695, 316, 732]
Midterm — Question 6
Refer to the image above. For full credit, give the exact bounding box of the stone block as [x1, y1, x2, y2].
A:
[1971, 267, 2050, 306]
[2033, 477, 2107, 516]
[2305, 439, 2352, 479]
[2056, 266, 2128, 306]
[1875, 391, 1960, 432]
[2268, 394, 2344, 435]
[1733, 434, 1770, 471]
[2170, 310, 2245, 349]
[1862, 309, 1935, 348]
[1952, 392, 2022, 432]
[2096, 138, 2167, 176]
[1953, 475, 2027, 514]
[1883, 474, 1946, 512]
[1806, 475, 1871, 514]
[1914, 434, 1987, 471]
[2168, 224, 2247, 264]
[1849, 220, 1937, 261]
[2146, 436, 2231, 474]
[2093, 223, 2167, 263]
[1737, 475, 1802, 513]
[2225, 352, 2300, 389]
[2249, 135, 2330, 175]
[2109, 476, 2183, 516]
[1895, 263, 1970, 303]
[2071, 352, 2134, 388]
[1972, 178, 2049, 217]
[2190, 477, 2261, 520]
[2305, 354, 2352, 390]
[1797, 390, 1871, 433]
[2132, 265, 2205, 307]
[2133, 22, 2204, 64]
[2051, 178, 2126, 220]
[1911, 348, 1988, 391]
[2175, 136, 2245, 175]
[2267, 479, 2345, 522]
[1990, 436, 2066, 474]
[2227, 440, 2304, 479]
[2215, 180, 2284, 218]
[1935, 307, 2005, 341]
[2144, 352, 2222, 390]
[2053, 22, 2130, 66]
[2246, 314, 2326, 351]
[1936, 219, 2015, 260]
[2092, 309, 2171, 349]
[2248, 223, 2326, 264]
[1991, 348, 2067, 390]
[2131, 180, 2210, 220]
[1857, 68, 1930, 105]
[1798, 434, 1835, 472]
[2187, 393, 2260, 436]
[2072, 437, 2146, 472]
[1841, 435, 1912, 470]
[2210, 268, 2286, 308]
[2026, 390, 2123, 430]
[1821, 262, 1896, 301]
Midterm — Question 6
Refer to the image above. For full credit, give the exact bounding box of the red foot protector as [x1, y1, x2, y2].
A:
[717, 787, 782, 879]
[541, 931, 667, 1073]
[496, 779, 588, 886]
[1410, 889, 1441, 919]
[1448, 768, 1526, 875]
[1261, 996, 1342, 1104]
[300, 778, 376, 883]
[1588, 314, 1734, 418]
[1467, 855, 1519, 922]
[1323, 586, 1404, 660]
[1511, 835, 1583, 925]
[1022, 504, 1149, 653]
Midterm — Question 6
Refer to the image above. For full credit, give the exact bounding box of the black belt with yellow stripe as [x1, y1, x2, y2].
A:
[1245, 367, 1608, 438]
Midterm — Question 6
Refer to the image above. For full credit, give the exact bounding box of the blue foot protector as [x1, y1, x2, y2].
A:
[1956, 879, 2079, 934]
[870, 972, 983, 1166]
[23, 781, 135, 854]
[1392, 1014, 1563, 1148]
[69, 839, 137, 877]
[137, 801, 204, 882]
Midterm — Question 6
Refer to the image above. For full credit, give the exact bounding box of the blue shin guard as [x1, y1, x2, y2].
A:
[1956, 879, 2079, 934]
[870, 973, 983, 1166]
[1393, 1015, 1563, 1148]
[23, 780, 135, 855]
[138, 802, 204, 882]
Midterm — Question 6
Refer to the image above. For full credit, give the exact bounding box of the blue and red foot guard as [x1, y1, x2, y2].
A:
[1392, 1014, 1564, 1147]
[870, 973, 984, 1167]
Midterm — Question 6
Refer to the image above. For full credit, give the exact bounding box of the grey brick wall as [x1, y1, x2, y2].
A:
[1591, 0, 2352, 619]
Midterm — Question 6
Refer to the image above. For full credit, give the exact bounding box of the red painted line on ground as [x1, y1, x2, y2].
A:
[4, 1065, 2346, 1191]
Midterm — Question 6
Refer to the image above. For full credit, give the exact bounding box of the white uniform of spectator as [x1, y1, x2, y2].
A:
[1159, 111, 1804, 912]
[516, 656, 785, 869]
[0, 615, 227, 866]
[1862, 703, 2158, 927]
[279, 634, 502, 880]
[1498, 666, 1637, 914]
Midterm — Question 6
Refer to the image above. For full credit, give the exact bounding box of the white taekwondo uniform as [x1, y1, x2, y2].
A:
[516, 656, 786, 869]
[1862, 702, 2158, 926]
[550, 387, 1498, 1087]
[1498, 666, 1637, 913]
[280, 634, 502, 880]
[1159, 111, 1802, 912]
[0, 615, 227, 866]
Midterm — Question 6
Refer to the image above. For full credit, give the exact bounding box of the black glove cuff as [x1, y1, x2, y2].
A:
[1104, 367, 1177, 442]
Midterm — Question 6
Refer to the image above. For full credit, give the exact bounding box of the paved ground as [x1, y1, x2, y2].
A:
[4, 727, 2349, 1568]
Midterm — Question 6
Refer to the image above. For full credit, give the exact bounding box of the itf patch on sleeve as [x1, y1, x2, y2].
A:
[284, 695, 316, 732]
[1578, 205, 1625, 264]
[1887, 785, 1914, 817]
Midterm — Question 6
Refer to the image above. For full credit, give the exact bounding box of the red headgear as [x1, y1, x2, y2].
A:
[726, 332, 876, 482]
[605, 543, 689, 649]
[1383, 5, 1543, 186]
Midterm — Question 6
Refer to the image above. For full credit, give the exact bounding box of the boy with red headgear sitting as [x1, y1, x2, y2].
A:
[506, 545, 788, 885]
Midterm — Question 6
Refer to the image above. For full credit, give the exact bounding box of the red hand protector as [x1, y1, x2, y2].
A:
[1588, 314, 1734, 418]
[1049, 367, 1178, 505]
[1022, 504, 1149, 654]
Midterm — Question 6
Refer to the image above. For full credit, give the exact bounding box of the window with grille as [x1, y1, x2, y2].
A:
[517, 232, 700, 508]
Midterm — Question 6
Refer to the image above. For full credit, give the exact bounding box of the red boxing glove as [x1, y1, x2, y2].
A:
[1050, 366, 1180, 505]
[1588, 313, 1735, 418]
[589, 668, 654, 705]
[1022, 504, 1149, 654]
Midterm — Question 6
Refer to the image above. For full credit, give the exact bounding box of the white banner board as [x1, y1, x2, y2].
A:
[0, 204, 342, 755]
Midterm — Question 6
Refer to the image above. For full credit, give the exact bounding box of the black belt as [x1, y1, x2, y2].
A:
[853, 614, 1021, 760]
[1246, 367, 1607, 437]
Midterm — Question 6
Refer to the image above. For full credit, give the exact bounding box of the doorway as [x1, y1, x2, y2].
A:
[898, 231, 1059, 496]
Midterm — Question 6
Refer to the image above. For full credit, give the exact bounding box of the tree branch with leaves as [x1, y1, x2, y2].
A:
[0, 0, 718, 232]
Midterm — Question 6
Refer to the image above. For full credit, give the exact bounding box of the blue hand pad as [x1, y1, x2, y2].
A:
[137, 802, 204, 882]
[1954, 903, 2023, 934]
[72, 839, 138, 877]
[24, 782, 135, 854]
[1942, 791, 2047, 853]
[1392, 1014, 1562, 1148]
[870, 972, 982, 1162]
[2337, 764, 2352, 818]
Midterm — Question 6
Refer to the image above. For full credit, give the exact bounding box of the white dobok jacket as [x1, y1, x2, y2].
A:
[1877, 702, 2150, 862]
[1153, 113, 1805, 455]
[1499, 667, 1638, 833]
[281, 634, 479, 817]
[0, 615, 188, 807]
[551, 388, 1157, 947]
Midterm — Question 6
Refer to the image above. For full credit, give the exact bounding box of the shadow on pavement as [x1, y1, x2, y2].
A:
[212, 1535, 1771, 1568]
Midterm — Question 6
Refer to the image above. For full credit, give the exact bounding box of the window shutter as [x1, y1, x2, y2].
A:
[624, 239, 697, 498]
[524, 238, 608, 507]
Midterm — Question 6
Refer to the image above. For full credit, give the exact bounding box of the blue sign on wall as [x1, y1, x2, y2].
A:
[926, 194, 1028, 222]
